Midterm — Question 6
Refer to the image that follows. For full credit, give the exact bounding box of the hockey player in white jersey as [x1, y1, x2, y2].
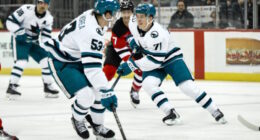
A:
[5, 0, 59, 99]
[44, 0, 120, 139]
[117, 3, 227, 125]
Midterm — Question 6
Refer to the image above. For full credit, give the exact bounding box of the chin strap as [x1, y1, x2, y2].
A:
[102, 15, 114, 28]
[144, 16, 154, 30]
[102, 12, 120, 28]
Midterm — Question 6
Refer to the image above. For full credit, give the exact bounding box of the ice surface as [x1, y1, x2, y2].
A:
[0, 75, 260, 140]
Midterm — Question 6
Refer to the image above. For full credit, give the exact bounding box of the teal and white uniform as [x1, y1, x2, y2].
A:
[46, 9, 109, 123]
[128, 14, 218, 116]
[128, 15, 192, 86]
[6, 4, 54, 85]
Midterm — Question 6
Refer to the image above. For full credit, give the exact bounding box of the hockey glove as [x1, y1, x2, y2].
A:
[100, 89, 118, 112]
[126, 34, 139, 51]
[15, 28, 31, 44]
[117, 57, 138, 76]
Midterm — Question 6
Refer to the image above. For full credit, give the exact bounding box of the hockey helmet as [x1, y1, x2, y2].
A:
[135, 3, 156, 17]
[94, 0, 120, 16]
[37, 0, 50, 5]
[120, 0, 134, 11]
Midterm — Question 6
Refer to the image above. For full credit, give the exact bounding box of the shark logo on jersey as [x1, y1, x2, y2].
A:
[151, 31, 158, 38]
[30, 23, 40, 34]
[96, 28, 103, 36]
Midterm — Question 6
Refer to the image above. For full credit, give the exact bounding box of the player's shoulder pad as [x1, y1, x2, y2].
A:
[78, 9, 94, 30]
[21, 4, 34, 9]
[46, 10, 54, 20]
[151, 22, 169, 38]
[112, 18, 129, 37]
[20, 4, 34, 12]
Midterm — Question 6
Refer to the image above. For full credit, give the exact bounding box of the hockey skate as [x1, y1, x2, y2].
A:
[85, 115, 115, 140]
[6, 84, 21, 100]
[212, 109, 227, 124]
[0, 127, 19, 140]
[130, 88, 140, 108]
[44, 83, 59, 98]
[162, 109, 181, 126]
[92, 124, 115, 140]
[71, 116, 89, 139]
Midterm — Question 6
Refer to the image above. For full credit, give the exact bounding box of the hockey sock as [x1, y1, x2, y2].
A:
[71, 99, 89, 121]
[72, 87, 95, 121]
[39, 58, 52, 84]
[132, 70, 142, 92]
[103, 65, 117, 81]
[90, 100, 105, 125]
[0, 118, 2, 128]
[151, 91, 173, 114]
[9, 60, 27, 84]
[178, 80, 218, 114]
[143, 76, 173, 114]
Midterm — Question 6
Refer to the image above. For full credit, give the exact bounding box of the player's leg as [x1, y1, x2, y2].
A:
[97, 44, 118, 138]
[142, 69, 180, 125]
[165, 59, 227, 124]
[30, 44, 59, 98]
[48, 58, 92, 139]
[6, 36, 31, 99]
[130, 69, 142, 107]
[87, 90, 115, 139]
[103, 42, 122, 81]
[130, 50, 144, 107]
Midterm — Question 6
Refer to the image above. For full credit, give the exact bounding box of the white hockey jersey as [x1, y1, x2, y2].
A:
[6, 4, 53, 43]
[128, 15, 183, 71]
[45, 9, 110, 90]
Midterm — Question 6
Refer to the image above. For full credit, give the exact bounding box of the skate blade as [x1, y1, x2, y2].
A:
[45, 93, 59, 98]
[164, 118, 181, 126]
[217, 117, 227, 124]
[6, 94, 21, 100]
[96, 135, 115, 140]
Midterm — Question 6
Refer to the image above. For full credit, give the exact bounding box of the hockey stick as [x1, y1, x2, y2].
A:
[108, 52, 138, 140]
[237, 115, 260, 131]
[111, 70, 123, 89]
[110, 70, 127, 140]
[111, 50, 136, 89]
[111, 105, 127, 140]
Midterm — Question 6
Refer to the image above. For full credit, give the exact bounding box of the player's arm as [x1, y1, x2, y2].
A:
[78, 32, 110, 91]
[111, 32, 131, 61]
[41, 15, 53, 44]
[6, 5, 26, 34]
[127, 36, 167, 71]
[135, 49, 166, 71]
[117, 41, 167, 76]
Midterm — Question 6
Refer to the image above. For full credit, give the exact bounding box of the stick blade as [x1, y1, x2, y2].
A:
[237, 115, 260, 131]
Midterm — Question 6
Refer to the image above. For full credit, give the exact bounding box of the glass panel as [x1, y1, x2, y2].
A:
[0, 0, 258, 29]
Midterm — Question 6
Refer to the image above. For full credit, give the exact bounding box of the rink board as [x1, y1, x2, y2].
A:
[0, 30, 260, 81]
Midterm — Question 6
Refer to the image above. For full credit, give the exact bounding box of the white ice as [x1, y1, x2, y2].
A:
[0, 75, 260, 140]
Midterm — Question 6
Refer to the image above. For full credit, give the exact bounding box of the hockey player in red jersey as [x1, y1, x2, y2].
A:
[0, 118, 19, 140]
[103, 0, 142, 108]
